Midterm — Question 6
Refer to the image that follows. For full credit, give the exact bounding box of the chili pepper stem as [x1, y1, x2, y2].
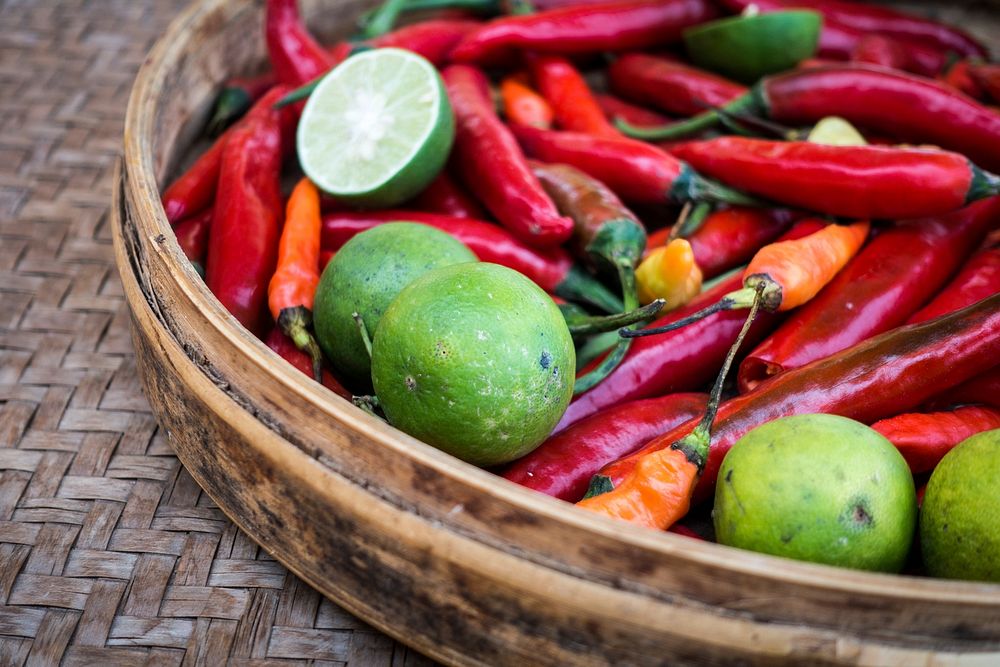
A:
[671, 282, 765, 469]
[621, 284, 771, 339]
[670, 201, 712, 241]
[503, 0, 535, 14]
[567, 299, 665, 336]
[616, 92, 760, 141]
[573, 262, 639, 395]
[360, 0, 410, 38]
[207, 88, 252, 137]
[353, 312, 374, 359]
[352, 394, 385, 420]
[359, 0, 499, 24]
[968, 164, 1000, 203]
[555, 265, 625, 314]
[277, 306, 324, 383]
[669, 166, 764, 208]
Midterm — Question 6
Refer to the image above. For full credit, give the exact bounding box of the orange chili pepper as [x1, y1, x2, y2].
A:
[268, 177, 324, 381]
[635, 239, 702, 309]
[529, 55, 621, 139]
[499, 75, 553, 129]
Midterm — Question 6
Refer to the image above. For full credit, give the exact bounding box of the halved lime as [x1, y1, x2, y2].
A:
[683, 10, 822, 83]
[297, 48, 454, 208]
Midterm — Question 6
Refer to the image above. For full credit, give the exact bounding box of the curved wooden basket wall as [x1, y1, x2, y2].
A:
[113, 0, 1000, 664]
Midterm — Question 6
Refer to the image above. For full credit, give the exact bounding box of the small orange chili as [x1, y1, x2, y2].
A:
[499, 74, 553, 129]
[635, 239, 702, 309]
[268, 177, 324, 381]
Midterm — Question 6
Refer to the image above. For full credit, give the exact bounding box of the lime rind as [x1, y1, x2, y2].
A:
[297, 48, 454, 206]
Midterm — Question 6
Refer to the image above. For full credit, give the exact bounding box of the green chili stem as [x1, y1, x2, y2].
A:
[567, 299, 665, 336]
[669, 201, 712, 241]
[278, 306, 324, 383]
[360, 0, 410, 38]
[353, 312, 373, 359]
[573, 263, 639, 395]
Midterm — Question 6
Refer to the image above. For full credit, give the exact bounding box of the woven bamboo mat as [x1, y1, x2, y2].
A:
[0, 1, 434, 664]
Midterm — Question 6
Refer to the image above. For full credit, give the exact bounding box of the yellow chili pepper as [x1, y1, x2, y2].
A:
[635, 238, 703, 309]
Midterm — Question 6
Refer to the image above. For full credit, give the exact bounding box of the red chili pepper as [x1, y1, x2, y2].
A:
[670, 137, 1000, 220]
[265, 0, 336, 88]
[609, 53, 746, 118]
[595, 93, 669, 128]
[511, 125, 759, 207]
[499, 74, 554, 129]
[590, 293, 1000, 526]
[907, 247, 1000, 325]
[623, 65, 1000, 173]
[970, 63, 1000, 105]
[850, 34, 947, 78]
[205, 113, 283, 337]
[410, 169, 488, 219]
[265, 328, 352, 400]
[443, 65, 573, 247]
[161, 86, 293, 224]
[872, 406, 1000, 474]
[738, 198, 999, 393]
[372, 19, 482, 66]
[644, 207, 797, 279]
[320, 210, 624, 313]
[529, 55, 620, 138]
[557, 220, 821, 431]
[718, 0, 987, 60]
[941, 59, 986, 100]
[929, 368, 1000, 410]
[502, 392, 707, 502]
[450, 0, 717, 64]
[173, 209, 211, 270]
[207, 72, 277, 136]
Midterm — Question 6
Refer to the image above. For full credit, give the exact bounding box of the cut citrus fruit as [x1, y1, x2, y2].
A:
[297, 48, 454, 207]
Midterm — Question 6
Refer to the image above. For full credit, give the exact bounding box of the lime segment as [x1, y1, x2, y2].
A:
[297, 48, 454, 207]
[683, 10, 822, 83]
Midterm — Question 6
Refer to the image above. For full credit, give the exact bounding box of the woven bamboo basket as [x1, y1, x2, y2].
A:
[112, 0, 1000, 664]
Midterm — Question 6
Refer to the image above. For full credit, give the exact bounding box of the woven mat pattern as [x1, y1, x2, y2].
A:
[0, 1, 428, 664]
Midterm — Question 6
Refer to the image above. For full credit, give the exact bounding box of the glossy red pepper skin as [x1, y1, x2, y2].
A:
[871, 406, 1000, 474]
[205, 115, 283, 337]
[686, 208, 797, 279]
[173, 210, 211, 267]
[530, 55, 620, 138]
[410, 169, 488, 219]
[758, 66, 1000, 173]
[372, 19, 481, 66]
[929, 368, 1000, 410]
[450, 0, 717, 64]
[265, 0, 336, 88]
[161, 86, 292, 225]
[850, 34, 947, 78]
[502, 393, 707, 502]
[596, 93, 669, 128]
[907, 247, 1000, 324]
[443, 65, 573, 247]
[738, 198, 1000, 393]
[970, 64, 1000, 105]
[265, 328, 352, 400]
[609, 53, 746, 118]
[600, 293, 1000, 502]
[671, 137, 987, 220]
[941, 60, 986, 100]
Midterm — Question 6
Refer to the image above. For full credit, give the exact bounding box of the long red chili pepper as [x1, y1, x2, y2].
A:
[205, 113, 283, 337]
[161, 86, 293, 224]
[264, 328, 352, 400]
[443, 65, 573, 247]
[503, 393, 707, 502]
[410, 169, 488, 219]
[609, 53, 746, 118]
[320, 210, 624, 313]
[718, 0, 987, 60]
[907, 247, 1000, 325]
[929, 368, 1000, 410]
[268, 178, 324, 381]
[450, 0, 717, 64]
[871, 406, 1000, 475]
[596, 93, 669, 128]
[500, 74, 554, 129]
[265, 0, 336, 88]
[511, 125, 760, 207]
[207, 72, 277, 136]
[970, 64, 1000, 105]
[530, 55, 620, 138]
[738, 198, 999, 393]
[621, 65, 1000, 173]
[557, 220, 822, 431]
[849, 34, 947, 78]
[372, 18, 482, 66]
[173, 210, 211, 272]
[585, 293, 1000, 528]
[940, 59, 986, 100]
[669, 137, 1000, 220]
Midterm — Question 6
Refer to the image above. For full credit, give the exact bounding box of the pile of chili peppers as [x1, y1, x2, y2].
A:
[162, 0, 1000, 572]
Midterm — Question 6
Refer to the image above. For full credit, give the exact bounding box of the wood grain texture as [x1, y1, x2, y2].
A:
[114, 0, 1000, 665]
[0, 0, 425, 664]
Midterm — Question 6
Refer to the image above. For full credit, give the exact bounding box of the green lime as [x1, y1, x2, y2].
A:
[683, 10, 822, 83]
[714, 414, 917, 572]
[297, 48, 454, 207]
[313, 222, 476, 385]
[921, 429, 1000, 581]
[371, 263, 575, 467]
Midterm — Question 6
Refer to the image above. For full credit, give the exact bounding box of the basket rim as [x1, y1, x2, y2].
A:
[120, 0, 1000, 613]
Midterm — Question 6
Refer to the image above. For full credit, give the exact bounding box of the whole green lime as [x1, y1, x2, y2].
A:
[684, 10, 822, 83]
[921, 428, 1000, 581]
[371, 263, 575, 467]
[714, 414, 917, 572]
[313, 222, 476, 385]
